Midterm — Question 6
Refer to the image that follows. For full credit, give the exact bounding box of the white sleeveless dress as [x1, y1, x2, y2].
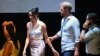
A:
[27, 20, 45, 56]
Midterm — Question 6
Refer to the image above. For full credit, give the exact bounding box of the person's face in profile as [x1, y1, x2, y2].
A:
[60, 5, 69, 16]
[29, 12, 33, 20]
[28, 12, 35, 20]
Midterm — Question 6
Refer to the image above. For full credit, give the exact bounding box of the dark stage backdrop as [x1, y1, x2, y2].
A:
[0, 0, 100, 56]
[0, 13, 62, 56]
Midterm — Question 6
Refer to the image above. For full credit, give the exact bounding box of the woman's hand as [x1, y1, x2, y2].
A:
[22, 50, 26, 56]
[52, 49, 59, 56]
[2, 21, 8, 26]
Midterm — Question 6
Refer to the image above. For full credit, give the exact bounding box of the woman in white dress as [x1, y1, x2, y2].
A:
[22, 7, 59, 56]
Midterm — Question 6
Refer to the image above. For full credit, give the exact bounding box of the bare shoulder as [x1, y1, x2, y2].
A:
[27, 21, 31, 28]
[38, 20, 46, 29]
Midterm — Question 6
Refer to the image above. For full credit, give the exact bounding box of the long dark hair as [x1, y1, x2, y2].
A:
[6, 23, 18, 49]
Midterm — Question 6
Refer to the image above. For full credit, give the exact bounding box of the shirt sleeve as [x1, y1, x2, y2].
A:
[73, 19, 80, 43]
[56, 30, 61, 38]
[84, 27, 98, 43]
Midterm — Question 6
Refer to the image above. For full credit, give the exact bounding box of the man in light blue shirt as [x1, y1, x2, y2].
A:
[80, 13, 100, 56]
[49, 1, 80, 56]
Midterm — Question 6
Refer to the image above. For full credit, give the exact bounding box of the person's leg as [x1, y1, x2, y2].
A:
[63, 51, 74, 56]
[39, 40, 45, 56]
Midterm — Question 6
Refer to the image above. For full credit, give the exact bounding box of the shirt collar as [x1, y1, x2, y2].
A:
[89, 24, 97, 30]
[63, 14, 72, 20]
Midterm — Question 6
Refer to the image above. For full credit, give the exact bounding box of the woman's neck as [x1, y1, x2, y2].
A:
[31, 19, 38, 27]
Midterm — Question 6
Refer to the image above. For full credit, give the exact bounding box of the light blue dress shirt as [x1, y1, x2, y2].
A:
[57, 15, 80, 52]
[84, 25, 100, 55]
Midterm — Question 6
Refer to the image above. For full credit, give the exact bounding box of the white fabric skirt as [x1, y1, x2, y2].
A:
[30, 40, 45, 56]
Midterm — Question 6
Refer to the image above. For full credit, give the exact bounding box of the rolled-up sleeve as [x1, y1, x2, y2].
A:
[73, 19, 80, 43]
[57, 30, 61, 38]
[84, 28, 98, 43]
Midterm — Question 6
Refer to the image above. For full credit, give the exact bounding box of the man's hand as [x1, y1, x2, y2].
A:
[49, 37, 54, 42]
